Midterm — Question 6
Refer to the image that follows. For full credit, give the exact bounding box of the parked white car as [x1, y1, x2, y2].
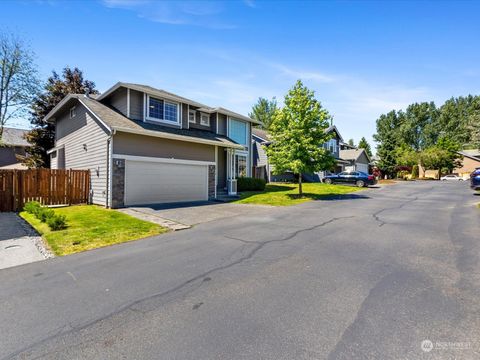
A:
[440, 174, 463, 181]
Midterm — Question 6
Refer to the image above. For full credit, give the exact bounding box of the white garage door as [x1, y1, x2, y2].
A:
[125, 160, 208, 206]
[356, 163, 369, 173]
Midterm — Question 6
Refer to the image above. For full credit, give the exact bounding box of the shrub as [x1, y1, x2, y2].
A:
[23, 201, 41, 214]
[237, 177, 266, 191]
[47, 214, 67, 230]
[411, 165, 419, 179]
[37, 207, 55, 223]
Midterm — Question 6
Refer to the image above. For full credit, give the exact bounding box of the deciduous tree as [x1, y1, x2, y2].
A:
[0, 32, 40, 137]
[266, 80, 335, 196]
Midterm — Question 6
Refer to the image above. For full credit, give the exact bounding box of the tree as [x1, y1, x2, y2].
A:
[374, 110, 402, 177]
[0, 32, 40, 137]
[266, 80, 336, 196]
[23, 67, 98, 168]
[358, 137, 372, 158]
[420, 138, 462, 174]
[347, 138, 355, 147]
[249, 97, 278, 129]
[400, 102, 438, 151]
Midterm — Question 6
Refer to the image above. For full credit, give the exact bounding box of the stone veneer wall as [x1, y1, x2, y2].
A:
[208, 165, 216, 200]
[112, 158, 125, 208]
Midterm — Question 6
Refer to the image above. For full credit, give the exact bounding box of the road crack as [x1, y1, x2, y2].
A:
[4, 216, 354, 360]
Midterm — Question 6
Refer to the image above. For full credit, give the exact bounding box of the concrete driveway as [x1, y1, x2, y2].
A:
[123, 201, 276, 227]
[0, 213, 50, 270]
[1, 181, 479, 359]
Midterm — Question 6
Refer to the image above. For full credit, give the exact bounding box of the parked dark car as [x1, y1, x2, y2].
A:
[323, 171, 377, 187]
[471, 167, 480, 190]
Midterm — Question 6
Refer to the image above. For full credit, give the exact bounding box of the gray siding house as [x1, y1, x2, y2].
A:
[0, 127, 29, 169]
[339, 149, 371, 174]
[252, 125, 349, 182]
[45, 82, 259, 207]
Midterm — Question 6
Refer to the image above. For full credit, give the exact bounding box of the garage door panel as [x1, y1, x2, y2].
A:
[125, 160, 208, 205]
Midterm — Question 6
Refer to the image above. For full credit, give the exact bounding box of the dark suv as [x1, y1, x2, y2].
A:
[323, 171, 377, 187]
[471, 167, 480, 190]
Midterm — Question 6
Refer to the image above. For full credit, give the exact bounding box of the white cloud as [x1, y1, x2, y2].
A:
[269, 63, 336, 83]
[101, 0, 236, 29]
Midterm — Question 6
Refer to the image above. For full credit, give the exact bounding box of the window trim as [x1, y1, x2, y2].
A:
[188, 109, 196, 123]
[145, 95, 180, 125]
[69, 106, 76, 119]
[200, 112, 210, 126]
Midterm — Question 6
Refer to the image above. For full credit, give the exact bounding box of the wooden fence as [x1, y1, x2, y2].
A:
[0, 169, 90, 212]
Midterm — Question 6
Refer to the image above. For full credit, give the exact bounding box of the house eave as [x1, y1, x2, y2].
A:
[112, 126, 244, 149]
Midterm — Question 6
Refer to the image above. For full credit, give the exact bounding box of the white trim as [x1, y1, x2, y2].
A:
[69, 106, 76, 119]
[127, 88, 131, 118]
[108, 136, 113, 208]
[113, 126, 244, 149]
[77, 99, 112, 133]
[143, 92, 146, 122]
[146, 94, 181, 126]
[214, 145, 218, 199]
[46, 144, 65, 155]
[188, 108, 196, 124]
[113, 154, 215, 166]
[200, 112, 210, 126]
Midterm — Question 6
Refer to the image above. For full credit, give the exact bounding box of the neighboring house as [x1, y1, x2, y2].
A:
[45, 82, 260, 208]
[252, 128, 270, 182]
[339, 148, 371, 174]
[0, 127, 29, 169]
[251, 125, 350, 182]
[454, 150, 480, 177]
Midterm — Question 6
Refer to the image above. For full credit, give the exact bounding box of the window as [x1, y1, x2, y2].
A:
[200, 113, 210, 126]
[69, 106, 76, 118]
[228, 118, 247, 146]
[147, 96, 179, 124]
[235, 154, 247, 178]
[328, 139, 337, 153]
[188, 109, 196, 123]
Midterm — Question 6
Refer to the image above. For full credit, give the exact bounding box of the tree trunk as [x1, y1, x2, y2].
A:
[298, 173, 303, 197]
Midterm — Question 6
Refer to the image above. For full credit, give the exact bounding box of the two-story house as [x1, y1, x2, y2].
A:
[252, 125, 349, 182]
[44, 82, 260, 208]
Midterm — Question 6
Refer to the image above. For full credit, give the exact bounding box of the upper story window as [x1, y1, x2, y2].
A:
[228, 118, 247, 146]
[328, 139, 337, 153]
[188, 109, 196, 123]
[200, 113, 210, 126]
[69, 106, 76, 118]
[147, 96, 179, 125]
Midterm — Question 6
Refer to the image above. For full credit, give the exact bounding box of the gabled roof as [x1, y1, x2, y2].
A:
[0, 127, 30, 147]
[458, 150, 480, 162]
[252, 128, 270, 142]
[45, 94, 243, 149]
[97, 82, 261, 125]
[325, 125, 344, 142]
[340, 148, 371, 163]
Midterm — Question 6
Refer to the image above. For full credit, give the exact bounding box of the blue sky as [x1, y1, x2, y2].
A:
[2, 0, 480, 147]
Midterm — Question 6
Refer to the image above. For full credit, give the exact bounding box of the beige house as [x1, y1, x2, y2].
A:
[45, 82, 260, 207]
[454, 150, 480, 177]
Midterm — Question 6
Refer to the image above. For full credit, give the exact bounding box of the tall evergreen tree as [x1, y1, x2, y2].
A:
[23, 67, 98, 168]
[347, 138, 355, 147]
[357, 137, 372, 158]
[249, 97, 278, 129]
[266, 80, 335, 196]
[374, 110, 402, 177]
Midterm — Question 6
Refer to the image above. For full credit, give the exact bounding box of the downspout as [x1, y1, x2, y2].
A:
[105, 129, 115, 208]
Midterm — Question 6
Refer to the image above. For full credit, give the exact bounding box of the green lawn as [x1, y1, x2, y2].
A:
[20, 205, 168, 256]
[235, 182, 363, 206]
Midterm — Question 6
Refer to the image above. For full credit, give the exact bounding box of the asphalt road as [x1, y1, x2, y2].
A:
[1, 181, 479, 360]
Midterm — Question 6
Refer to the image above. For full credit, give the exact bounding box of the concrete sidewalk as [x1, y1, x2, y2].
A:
[0, 213, 51, 270]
